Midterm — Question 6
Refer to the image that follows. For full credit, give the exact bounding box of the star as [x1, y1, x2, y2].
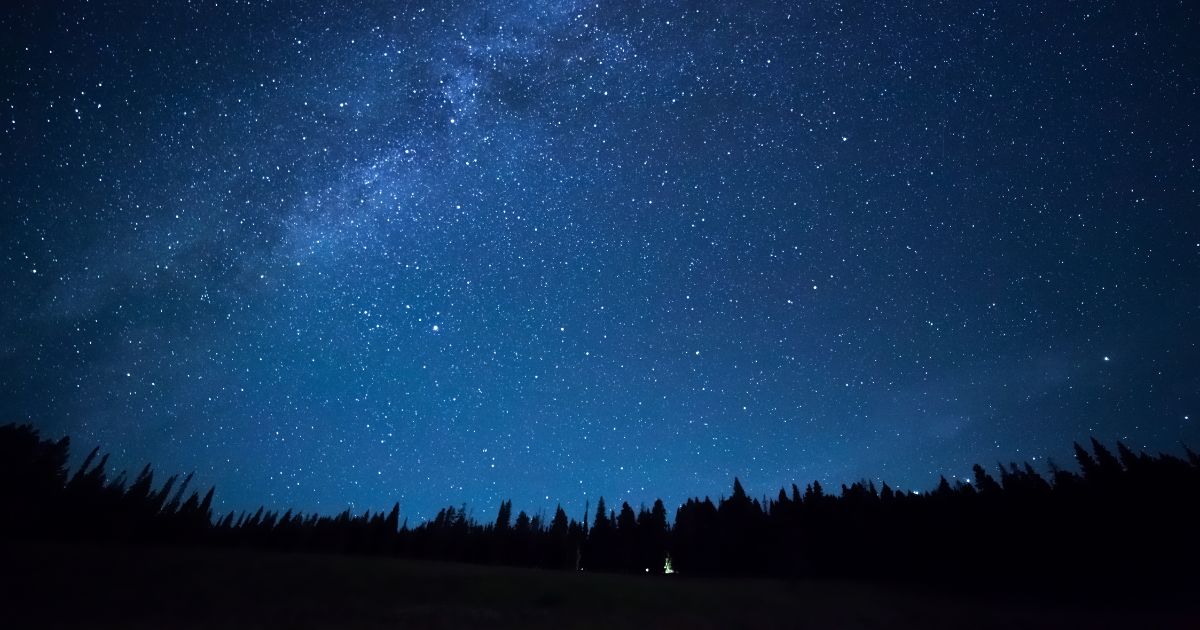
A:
[0, 0, 1194, 522]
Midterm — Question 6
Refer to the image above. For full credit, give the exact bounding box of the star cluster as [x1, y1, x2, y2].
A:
[2, 1, 1196, 520]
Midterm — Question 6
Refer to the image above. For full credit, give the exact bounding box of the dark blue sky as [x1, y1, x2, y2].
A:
[2, 0, 1196, 522]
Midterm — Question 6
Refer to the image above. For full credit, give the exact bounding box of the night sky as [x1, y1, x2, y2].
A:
[2, 1, 1197, 522]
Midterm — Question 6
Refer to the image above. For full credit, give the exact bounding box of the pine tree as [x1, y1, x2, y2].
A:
[593, 497, 610, 532]
[973, 464, 1002, 495]
[1074, 442, 1100, 481]
[386, 502, 400, 533]
[1090, 438, 1124, 479]
[494, 499, 512, 531]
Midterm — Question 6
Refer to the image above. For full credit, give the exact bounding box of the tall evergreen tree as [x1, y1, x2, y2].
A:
[494, 499, 512, 531]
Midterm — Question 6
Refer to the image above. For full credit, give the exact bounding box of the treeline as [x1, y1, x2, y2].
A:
[3, 422, 1198, 588]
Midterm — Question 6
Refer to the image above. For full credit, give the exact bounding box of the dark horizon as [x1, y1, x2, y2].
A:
[3, 1, 1197, 522]
[17, 418, 1196, 524]
[6, 420, 1198, 534]
[5, 420, 1199, 590]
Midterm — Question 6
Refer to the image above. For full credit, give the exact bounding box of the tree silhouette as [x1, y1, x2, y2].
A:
[494, 499, 512, 532]
[2, 422, 1198, 591]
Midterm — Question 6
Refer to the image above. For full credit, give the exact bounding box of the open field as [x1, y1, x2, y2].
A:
[2, 541, 1195, 629]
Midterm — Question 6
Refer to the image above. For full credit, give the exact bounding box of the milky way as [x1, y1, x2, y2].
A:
[2, 1, 1197, 520]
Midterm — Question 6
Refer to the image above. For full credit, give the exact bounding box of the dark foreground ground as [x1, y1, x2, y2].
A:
[1, 542, 1195, 629]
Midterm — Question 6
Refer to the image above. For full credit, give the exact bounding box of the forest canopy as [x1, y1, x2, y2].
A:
[3, 422, 1197, 590]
